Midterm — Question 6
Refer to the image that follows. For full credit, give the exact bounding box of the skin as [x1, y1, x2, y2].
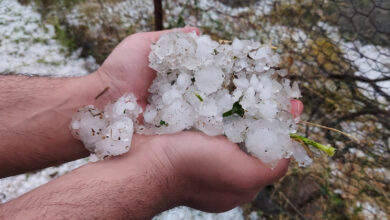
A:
[0, 27, 303, 219]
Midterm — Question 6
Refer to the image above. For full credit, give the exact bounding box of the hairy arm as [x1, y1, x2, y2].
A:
[0, 74, 108, 177]
[0, 137, 179, 220]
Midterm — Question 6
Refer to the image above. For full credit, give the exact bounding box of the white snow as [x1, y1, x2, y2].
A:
[0, 0, 97, 76]
[355, 201, 388, 220]
[154, 206, 245, 220]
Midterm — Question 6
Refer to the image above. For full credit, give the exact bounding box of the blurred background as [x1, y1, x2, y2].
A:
[0, 0, 389, 219]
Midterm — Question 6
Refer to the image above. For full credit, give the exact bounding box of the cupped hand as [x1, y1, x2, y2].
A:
[94, 27, 200, 108]
[92, 27, 304, 212]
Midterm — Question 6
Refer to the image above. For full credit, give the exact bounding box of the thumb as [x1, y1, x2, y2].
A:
[290, 99, 303, 119]
[147, 26, 201, 42]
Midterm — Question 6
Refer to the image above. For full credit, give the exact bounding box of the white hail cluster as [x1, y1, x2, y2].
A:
[70, 94, 142, 160]
[71, 31, 312, 167]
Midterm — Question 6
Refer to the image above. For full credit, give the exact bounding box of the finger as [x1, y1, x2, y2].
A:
[243, 156, 290, 189]
[180, 26, 201, 35]
[148, 26, 201, 42]
[290, 99, 303, 119]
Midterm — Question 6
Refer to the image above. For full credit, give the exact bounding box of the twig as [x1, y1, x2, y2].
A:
[301, 84, 340, 110]
[279, 191, 309, 220]
[299, 120, 360, 143]
[94, 87, 109, 100]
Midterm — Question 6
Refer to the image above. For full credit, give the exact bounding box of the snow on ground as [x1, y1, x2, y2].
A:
[355, 201, 388, 220]
[0, 1, 244, 219]
[154, 206, 245, 220]
[0, 0, 97, 76]
[318, 21, 390, 103]
[66, 0, 153, 36]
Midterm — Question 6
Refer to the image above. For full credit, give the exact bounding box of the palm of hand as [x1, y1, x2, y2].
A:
[96, 33, 157, 108]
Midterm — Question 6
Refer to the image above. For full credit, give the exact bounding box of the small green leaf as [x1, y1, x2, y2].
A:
[222, 110, 233, 117]
[194, 93, 203, 102]
[159, 120, 168, 126]
[223, 99, 245, 118]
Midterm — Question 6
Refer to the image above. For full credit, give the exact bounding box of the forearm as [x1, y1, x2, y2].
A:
[0, 74, 109, 177]
[0, 153, 178, 220]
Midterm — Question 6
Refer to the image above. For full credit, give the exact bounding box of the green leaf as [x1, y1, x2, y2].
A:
[223, 99, 245, 118]
[290, 133, 336, 156]
[159, 120, 168, 126]
[194, 93, 203, 102]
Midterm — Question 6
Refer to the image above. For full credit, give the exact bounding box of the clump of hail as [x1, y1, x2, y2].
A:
[70, 31, 312, 167]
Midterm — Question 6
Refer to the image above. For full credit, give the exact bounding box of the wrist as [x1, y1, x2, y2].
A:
[94, 135, 184, 218]
[86, 135, 183, 219]
[64, 72, 114, 110]
[126, 135, 185, 206]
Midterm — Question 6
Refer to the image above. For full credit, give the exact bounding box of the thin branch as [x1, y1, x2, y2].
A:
[154, 0, 163, 30]
[279, 191, 309, 220]
[300, 121, 360, 143]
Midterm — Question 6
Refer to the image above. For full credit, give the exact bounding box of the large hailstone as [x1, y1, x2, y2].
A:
[71, 32, 312, 167]
[70, 94, 142, 160]
[195, 65, 225, 94]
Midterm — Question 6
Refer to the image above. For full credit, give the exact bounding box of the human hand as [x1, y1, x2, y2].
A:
[91, 27, 200, 108]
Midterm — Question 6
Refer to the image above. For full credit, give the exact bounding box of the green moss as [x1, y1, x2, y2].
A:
[19, 0, 82, 10]
[53, 23, 77, 53]
[43, 16, 78, 54]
